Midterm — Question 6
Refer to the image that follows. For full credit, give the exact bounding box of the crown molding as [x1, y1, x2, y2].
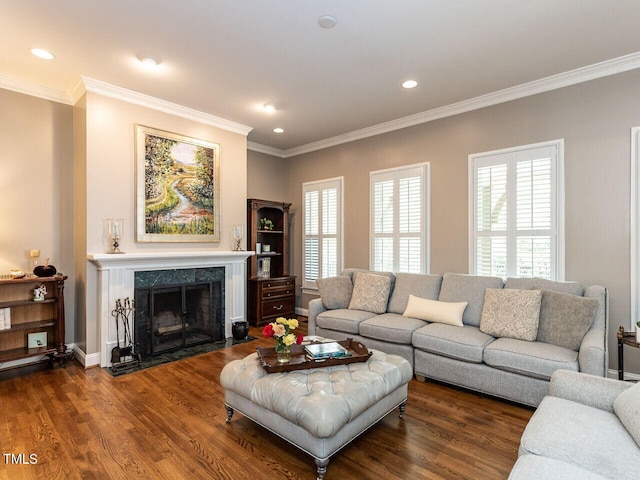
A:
[247, 141, 286, 157]
[283, 51, 640, 158]
[0, 73, 72, 105]
[79, 76, 253, 136]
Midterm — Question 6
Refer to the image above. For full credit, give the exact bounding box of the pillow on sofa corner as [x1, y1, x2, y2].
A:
[402, 294, 467, 327]
[316, 276, 353, 309]
[613, 382, 640, 448]
[348, 272, 391, 314]
[536, 289, 597, 351]
[479, 288, 542, 341]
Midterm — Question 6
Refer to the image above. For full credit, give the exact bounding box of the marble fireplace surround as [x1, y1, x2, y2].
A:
[88, 251, 252, 367]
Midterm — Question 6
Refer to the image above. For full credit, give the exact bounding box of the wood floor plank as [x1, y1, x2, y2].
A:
[0, 321, 533, 479]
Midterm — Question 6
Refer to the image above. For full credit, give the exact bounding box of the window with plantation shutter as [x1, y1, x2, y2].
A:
[302, 177, 343, 289]
[469, 140, 564, 280]
[370, 163, 430, 273]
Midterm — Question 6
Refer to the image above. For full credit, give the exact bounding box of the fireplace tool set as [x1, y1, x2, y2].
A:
[110, 297, 141, 373]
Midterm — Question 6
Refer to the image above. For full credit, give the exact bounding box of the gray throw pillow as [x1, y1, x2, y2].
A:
[536, 289, 597, 351]
[348, 272, 391, 314]
[613, 382, 640, 448]
[316, 276, 353, 309]
[479, 288, 542, 341]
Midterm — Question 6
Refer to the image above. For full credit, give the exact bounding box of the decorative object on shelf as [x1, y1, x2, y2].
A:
[27, 332, 47, 348]
[10, 269, 26, 279]
[232, 224, 244, 251]
[107, 218, 125, 254]
[232, 321, 249, 341]
[29, 249, 40, 270]
[257, 257, 271, 279]
[262, 317, 304, 363]
[33, 284, 47, 301]
[263, 244, 271, 252]
[135, 125, 220, 243]
[259, 218, 274, 231]
[255, 242, 262, 254]
[33, 258, 57, 277]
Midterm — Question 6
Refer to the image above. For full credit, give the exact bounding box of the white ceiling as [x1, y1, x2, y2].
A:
[2, 1, 640, 155]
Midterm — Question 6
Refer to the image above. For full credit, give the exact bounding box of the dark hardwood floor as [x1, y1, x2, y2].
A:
[0, 321, 532, 479]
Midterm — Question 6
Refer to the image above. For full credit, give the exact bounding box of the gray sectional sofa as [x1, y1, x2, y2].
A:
[509, 370, 640, 480]
[308, 269, 608, 407]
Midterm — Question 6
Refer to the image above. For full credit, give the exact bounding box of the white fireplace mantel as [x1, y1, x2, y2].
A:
[88, 251, 253, 367]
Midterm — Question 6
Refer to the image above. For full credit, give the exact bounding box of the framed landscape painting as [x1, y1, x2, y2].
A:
[135, 125, 220, 242]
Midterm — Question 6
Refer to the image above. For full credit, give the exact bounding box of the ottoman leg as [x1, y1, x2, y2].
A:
[398, 400, 407, 418]
[225, 404, 234, 423]
[314, 458, 329, 480]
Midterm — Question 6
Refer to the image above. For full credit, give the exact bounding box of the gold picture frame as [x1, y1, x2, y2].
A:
[135, 125, 220, 243]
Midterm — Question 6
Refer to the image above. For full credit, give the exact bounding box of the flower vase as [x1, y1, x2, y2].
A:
[277, 347, 291, 364]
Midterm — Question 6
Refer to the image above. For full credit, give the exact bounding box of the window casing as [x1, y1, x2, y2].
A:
[302, 177, 343, 290]
[370, 163, 430, 273]
[469, 140, 564, 280]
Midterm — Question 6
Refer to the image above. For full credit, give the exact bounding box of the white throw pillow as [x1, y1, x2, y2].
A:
[402, 294, 467, 327]
[348, 272, 391, 314]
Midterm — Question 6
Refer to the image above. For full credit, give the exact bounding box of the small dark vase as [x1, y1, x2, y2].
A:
[232, 321, 249, 341]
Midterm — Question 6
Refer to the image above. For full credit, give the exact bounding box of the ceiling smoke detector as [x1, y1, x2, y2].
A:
[318, 15, 337, 29]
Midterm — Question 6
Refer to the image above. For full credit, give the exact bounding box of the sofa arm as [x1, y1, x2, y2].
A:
[549, 370, 631, 413]
[578, 328, 607, 376]
[307, 298, 326, 335]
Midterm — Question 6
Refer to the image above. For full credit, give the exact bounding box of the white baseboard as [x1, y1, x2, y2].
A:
[72, 345, 101, 368]
[296, 307, 309, 318]
[608, 368, 640, 381]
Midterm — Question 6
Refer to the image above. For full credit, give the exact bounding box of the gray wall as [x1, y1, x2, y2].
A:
[274, 69, 640, 375]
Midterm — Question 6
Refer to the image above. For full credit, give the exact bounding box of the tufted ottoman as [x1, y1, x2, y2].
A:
[220, 349, 412, 479]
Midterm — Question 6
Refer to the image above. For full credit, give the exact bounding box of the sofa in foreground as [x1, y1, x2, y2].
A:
[308, 269, 608, 407]
[509, 370, 640, 479]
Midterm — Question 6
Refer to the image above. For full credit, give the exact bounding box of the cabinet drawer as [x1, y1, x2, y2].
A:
[262, 285, 294, 299]
[262, 278, 294, 289]
[261, 297, 295, 317]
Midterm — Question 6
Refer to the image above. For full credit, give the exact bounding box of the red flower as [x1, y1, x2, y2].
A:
[262, 323, 274, 338]
[296, 334, 304, 345]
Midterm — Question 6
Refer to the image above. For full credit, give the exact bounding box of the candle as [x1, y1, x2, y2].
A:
[113, 222, 120, 237]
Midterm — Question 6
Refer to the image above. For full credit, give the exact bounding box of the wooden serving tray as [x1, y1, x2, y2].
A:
[257, 338, 372, 374]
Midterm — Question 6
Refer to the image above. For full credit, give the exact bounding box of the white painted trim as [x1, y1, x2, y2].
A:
[608, 368, 640, 382]
[283, 51, 640, 158]
[79, 76, 253, 135]
[631, 127, 640, 331]
[0, 73, 72, 104]
[247, 141, 286, 157]
[296, 307, 309, 318]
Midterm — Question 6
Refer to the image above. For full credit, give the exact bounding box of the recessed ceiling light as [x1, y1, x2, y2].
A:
[31, 48, 55, 60]
[318, 15, 337, 28]
[139, 56, 160, 67]
[273, 128, 284, 133]
[402, 80, 418, 89]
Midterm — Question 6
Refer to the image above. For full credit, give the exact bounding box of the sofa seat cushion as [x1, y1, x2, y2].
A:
[316, 309, 377, 334]
[412, 323, 495, 363]
[520, 396, 640, 480]
[438, 273, 504, 327]
[509, 455, 609, 480]
[484, 338, 578, 380]
[359, 313, 427, 344]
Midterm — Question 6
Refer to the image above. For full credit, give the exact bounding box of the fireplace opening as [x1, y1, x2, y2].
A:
[134, 280, 223, 359]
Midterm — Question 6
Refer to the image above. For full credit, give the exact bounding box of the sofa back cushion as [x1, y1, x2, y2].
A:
[438, 273, 504, 326]
[387, 273, 443, 314]
[348, 272, 392, 314]
[614, 382, 640, 448]
[316, 276, 353, 309]
[479, 288, 542, 341]
[505, 277, 585, 296]
[536, 289, 597, 351]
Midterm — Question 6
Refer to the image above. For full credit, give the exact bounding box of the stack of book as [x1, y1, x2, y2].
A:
[0, 308, 11, 330]
[305, 341, 351, 360]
